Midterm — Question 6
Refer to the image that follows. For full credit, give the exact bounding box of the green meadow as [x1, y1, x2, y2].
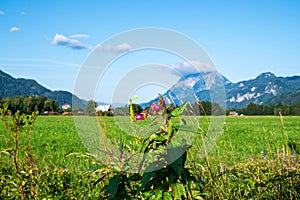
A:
[1, 115, 300, 199]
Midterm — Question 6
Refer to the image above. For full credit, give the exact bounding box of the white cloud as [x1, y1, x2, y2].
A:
[170, 61, 214, 76]
[10, 27, 21, 32]
[52, 34, 88, 50]
[0, 11, 4, 15]
[70, 34, 90, 39]
[114, 43, 132, 52]
[95, 43, 132, 53]
[52, 33, 132, 52]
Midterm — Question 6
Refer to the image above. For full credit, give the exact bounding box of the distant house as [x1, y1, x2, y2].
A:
[61, 111, 84, 116]
[43, 111, 59, 115]
[76, 111, 84, 115]
[62, 104, 71, 110]
[95, 105, 112, 112]
[62, 111, 73, 116]
[229, 111, 238, 116]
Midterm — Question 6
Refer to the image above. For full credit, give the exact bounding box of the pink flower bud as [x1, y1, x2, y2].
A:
[120, 152, 125, 159]
[150, 103, 161, 114]
[134, 113, 145, 122]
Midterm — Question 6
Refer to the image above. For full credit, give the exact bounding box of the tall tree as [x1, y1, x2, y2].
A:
[44, 99, 59, 112]
[247, 102, 257, 115]
[85, 100, 97, 116]
[130, 103, 143, 114]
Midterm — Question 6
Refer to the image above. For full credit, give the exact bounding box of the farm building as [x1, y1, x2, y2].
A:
[95, 105, 112, 112]
[62, 104, 71, 110]
[229, 111, 238, 116]
[43, 111, 59, 115]
[95, 105, 113, 116]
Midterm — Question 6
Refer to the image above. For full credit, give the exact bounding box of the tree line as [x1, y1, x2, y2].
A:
[228, 102, 300, 116]
[112, 101, 225, 116]
[112, 101, 300, 116]
[2, 95, 300, 116]
[114, 101, 300, 116]
[0, 95, 60, 114]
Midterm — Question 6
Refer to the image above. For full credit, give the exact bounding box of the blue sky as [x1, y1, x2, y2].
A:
[1, 0, 300, 103]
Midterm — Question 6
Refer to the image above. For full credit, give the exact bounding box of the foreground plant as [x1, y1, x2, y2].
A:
[0, 104, 39, 199]
[92, 96, 199, 199]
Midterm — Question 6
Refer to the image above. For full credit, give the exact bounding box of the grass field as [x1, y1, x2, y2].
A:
[1, 115, 300, 199]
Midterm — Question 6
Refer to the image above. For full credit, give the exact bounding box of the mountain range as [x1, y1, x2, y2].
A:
[226, 72, 300, 108]
[142, 71, 300, 109]
[0, 69, 299, 109]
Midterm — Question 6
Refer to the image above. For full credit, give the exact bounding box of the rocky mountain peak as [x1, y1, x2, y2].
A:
[256, 72, 276, 79]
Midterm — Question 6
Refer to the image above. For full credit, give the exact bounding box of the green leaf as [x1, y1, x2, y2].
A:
[109, 167, 121, 173]
[94, 174, 108, 186]
[167, 171, 177, 183]
[163, 191, 173, 200]
[171, 154, 184, 177]
[142, 190, 154, 198]
[102, 174, 122, 198]
[154, 190, 163, 199]
[128, 174, 142, 181]
[182, 168, 198, 183]
[169, 102, 188, 118]
[167, 123, 173, 139]
[152, 135, 167, 142]
[137, 171, 155, 193]
[172, 183, 186, 199]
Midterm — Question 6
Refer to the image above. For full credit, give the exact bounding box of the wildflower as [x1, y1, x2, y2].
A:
[292, 160, 296, 163]
[262, 155, 267, 160]
[134, 113, 144, 122]
[220, 163, 226, 168]
[120, 152, 125, 159]
[290, 154, 295, 158]
[150, 103, 161, 114]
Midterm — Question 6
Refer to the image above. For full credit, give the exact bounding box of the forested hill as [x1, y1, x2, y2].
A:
[0, 70, 85, 108]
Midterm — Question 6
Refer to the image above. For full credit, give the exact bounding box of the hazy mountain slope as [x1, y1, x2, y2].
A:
[0, 70, 85, 108]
